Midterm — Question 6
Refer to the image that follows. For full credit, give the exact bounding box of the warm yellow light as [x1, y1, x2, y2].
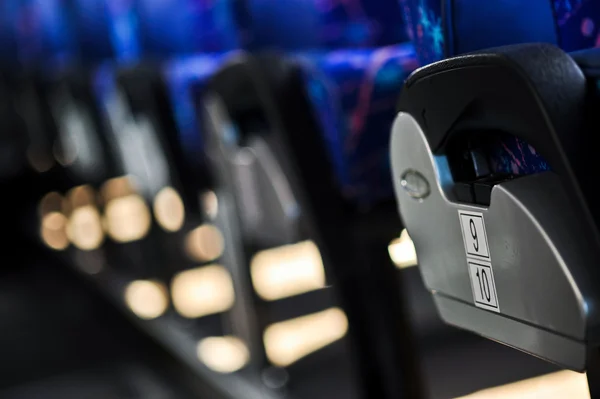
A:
[66, 205, 104, 250]
[101, 177, 152, 242]
[202, 191, 218, 219]
[184, 224, 225, 263]
[124, 280, 169, 320]
[101, 176, 134, 200]
[153, 186, 185, 232]
[455, 370, 589, 399]
[171, 265, 235, 318]
[39, 192, 65, 216]
[388, 229, 418, 269]
[43, 211, 66, 230]
[197, 336, 250, 374]
[263, 307, 348, 367]
[65, 185, 104, 251]
[39, 192, 69, 251]
[104, 195, 152, 243]
[41, 211, 69, 250]
[68, 184, 95, 206]
[251, 241, 326, 301]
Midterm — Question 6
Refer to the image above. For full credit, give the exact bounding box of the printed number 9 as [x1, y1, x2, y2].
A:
[469, 219, 479, 252]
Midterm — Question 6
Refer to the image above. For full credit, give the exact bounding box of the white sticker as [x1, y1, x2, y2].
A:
[467, 260, 499, 312]
[458, 210, 500, 312]
[458, 211, 490, 260]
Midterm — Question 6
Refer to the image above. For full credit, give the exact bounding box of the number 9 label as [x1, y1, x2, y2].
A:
[458, 211, 490, 259]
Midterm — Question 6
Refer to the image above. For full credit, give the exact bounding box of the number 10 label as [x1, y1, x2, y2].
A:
[468, 261, 499, 311]
[458, 210, 500, 312]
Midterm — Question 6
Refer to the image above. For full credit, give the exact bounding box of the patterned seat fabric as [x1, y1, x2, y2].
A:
[246, 0, 408, 50]
[296, 44, 418, 205]
[162, 52, 240, 170]
[136, 0, 242, 56]
[401, 0, 600, 176]
[0, 0, 77, 68]
[71, 0, 140, 63]
[402, 0, 600, 65]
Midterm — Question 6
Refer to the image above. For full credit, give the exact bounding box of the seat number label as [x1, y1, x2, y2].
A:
[458, 211, 499, 312]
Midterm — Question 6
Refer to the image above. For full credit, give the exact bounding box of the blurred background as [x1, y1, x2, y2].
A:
[0, 0, 594, 398]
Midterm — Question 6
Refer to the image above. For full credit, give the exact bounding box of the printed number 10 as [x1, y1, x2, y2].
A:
[476, 269, 491, 302]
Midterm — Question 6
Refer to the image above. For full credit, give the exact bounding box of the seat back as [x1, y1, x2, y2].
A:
[296, 45, 418, 205]
[390, 43, 600, 373]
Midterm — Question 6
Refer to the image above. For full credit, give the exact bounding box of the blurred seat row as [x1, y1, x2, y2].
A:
[0, 2, 419, 398]
[3, 0, 600, 398]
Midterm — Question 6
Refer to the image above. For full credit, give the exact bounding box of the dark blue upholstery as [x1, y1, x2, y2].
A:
[297, 44, 418, 204]
[0, 0, 77, 67]
[162, 53, 240, 169]
[401, 0, 600, 66]
[247, 0, 409, 50]
[137, 0, 410, 54]
[71, 0, 140, 63]
[136, 0, 242, 56]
